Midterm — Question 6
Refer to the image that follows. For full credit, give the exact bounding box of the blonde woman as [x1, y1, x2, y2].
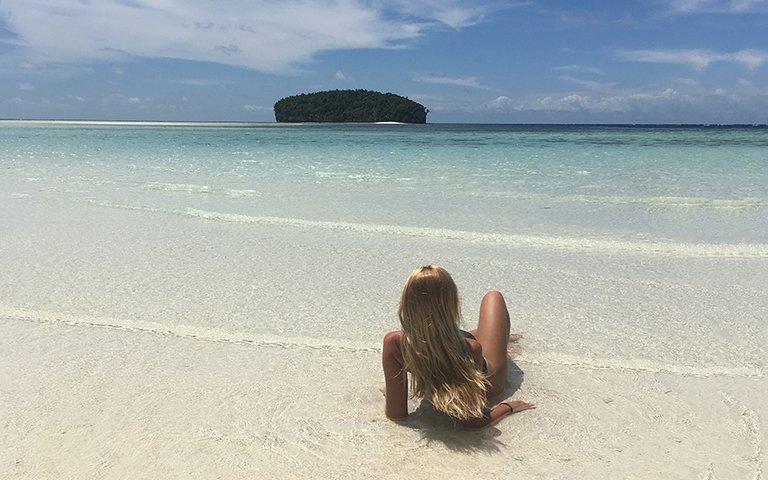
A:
[383, 265, 535, 429]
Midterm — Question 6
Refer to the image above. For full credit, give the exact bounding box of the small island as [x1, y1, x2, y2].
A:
[273, 89, 428, 124]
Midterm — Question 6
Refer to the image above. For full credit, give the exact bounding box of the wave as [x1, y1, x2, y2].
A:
[87, 201, 768, 258]
[145, 182, 212, 194]
[471, 191, 767, 209]
[142, 182, 765, 210]
[3, 304, 761, 379]
[519, 350, 763, 379]
[144, 183, 259, 197]
[0, 304, 378, 354]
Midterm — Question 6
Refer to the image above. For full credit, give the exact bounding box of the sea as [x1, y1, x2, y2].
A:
[3, 121, 767, 245]
[0, 121, 768, 357]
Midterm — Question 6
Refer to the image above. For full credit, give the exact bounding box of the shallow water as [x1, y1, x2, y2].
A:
[1, 121, 767, 479]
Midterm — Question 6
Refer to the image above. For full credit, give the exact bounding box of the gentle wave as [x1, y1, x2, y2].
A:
[87, 201, 768, 257]
[3, 304, 762, 379]
[144, 183, 259, 197]
[471, 191, 767, 209]
[519, 351, 764, 379]
[143, 181, 766, 209]
[146, 182, 212, 194]
[1, 305, 378, 354]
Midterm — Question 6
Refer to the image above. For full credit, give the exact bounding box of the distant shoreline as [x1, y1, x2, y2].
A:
[1, 119, 766, 128]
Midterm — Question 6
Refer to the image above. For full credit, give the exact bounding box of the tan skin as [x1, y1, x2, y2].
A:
[383, 290, 535, 430]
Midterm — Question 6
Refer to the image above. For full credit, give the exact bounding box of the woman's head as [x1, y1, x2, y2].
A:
[398, 265, 460, 336]
[397, 265, 488, 419]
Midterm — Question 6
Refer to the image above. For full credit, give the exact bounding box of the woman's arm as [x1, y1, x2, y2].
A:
[462, 400, 536, 431]
[382, 331, 409, 421]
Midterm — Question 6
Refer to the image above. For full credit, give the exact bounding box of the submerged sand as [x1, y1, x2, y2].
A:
[1, 193, 766, 479]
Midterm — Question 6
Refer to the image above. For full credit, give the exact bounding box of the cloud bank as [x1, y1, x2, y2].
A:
[482, 87, 768, 123]
[0, 0, 501, 73]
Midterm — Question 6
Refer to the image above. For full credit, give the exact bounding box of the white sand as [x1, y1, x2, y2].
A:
[1, 193, 766, 479]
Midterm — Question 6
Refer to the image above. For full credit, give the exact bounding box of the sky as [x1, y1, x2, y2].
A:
[0, 0, 766, 123]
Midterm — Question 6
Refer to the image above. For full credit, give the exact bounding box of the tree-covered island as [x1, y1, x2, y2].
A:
[273, 90, 428, 123]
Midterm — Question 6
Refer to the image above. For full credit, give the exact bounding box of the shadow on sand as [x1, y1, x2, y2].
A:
[399, 357, 527, 453]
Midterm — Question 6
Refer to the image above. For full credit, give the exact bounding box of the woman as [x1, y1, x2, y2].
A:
[383, 265, 535, 429]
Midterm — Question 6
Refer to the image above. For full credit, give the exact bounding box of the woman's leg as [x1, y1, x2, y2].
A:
[472, 290, 510, 399]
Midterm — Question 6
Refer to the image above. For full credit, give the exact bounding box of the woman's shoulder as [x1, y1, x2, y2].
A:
[382, 331, 404, 364]
[383, 330, 403, 346]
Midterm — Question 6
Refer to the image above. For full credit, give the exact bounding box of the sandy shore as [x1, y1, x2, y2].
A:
[2, 192, 766, 479]
[2, 314, 764, 479]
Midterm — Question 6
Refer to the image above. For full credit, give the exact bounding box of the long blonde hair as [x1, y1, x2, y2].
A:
[398, 265, 488, 419]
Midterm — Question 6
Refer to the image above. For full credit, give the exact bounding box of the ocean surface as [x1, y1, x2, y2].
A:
[3, 119, 767, 352]
[2, 121, 767, 478]
[3, 121, 767, 243]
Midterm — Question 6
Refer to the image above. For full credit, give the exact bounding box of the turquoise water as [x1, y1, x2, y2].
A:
[2, 121, 767, 245]
[2, 120, 767, 376]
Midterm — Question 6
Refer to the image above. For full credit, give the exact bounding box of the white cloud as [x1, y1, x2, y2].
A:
[616, 48, 768, 69]
[482, 87, 768, 122]
[559, 76, 618, 90]
[103, 93, 153, 106]
[553, 65, 604, 75]
[334, 70, 352, 81]
[178, 78, 223, 86]
[673, 77, 699, 86]
[731, 49, 768, 69]
[18, 82, 33, 90]
[389, 0, 526, 29]
[243, 104, 270, 111]
[529, 94, 590, 112]
[667, 0, 768, 13]
[0, 0, 503, 74]
[487, 95, 514, 109]
[3, 96, 32, 104]
[413, 75, 489, 89]
[496, 88, 682, 114]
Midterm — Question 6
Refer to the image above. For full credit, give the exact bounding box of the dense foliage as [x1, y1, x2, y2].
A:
[274, 90, 428, 123]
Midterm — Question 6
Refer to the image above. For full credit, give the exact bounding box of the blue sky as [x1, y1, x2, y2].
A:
[0, 0, 766, 123]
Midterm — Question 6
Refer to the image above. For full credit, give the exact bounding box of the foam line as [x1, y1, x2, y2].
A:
[2, 305, 763, 379]
[519, 351, 764, 379]
[88, 201, 768, 258]
[471, 191, 766, 209]
[144, 183, 260, 197]
[0, 305, 378, 355]
[145, 183, 212, 194]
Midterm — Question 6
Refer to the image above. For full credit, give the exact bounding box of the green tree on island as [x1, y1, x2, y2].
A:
[273, 90, 428, 123]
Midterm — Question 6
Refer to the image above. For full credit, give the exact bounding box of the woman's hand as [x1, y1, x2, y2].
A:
[463, 400, 536, 430]
[504, 400, 536, 413]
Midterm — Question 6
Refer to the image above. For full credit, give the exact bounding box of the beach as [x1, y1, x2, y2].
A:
[1, 122, 766, 479]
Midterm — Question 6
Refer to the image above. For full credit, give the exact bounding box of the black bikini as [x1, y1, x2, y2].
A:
[460, 330, 489, 374]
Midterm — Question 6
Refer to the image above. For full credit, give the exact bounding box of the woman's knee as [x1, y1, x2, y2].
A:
[481, 290, 509, 324]
[483, 290, 504, 300]
[482, 290, 506, 308]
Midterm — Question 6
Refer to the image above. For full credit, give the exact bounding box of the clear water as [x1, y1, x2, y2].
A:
[2, 121, 767, 245]
[2, 120, 767, 373]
